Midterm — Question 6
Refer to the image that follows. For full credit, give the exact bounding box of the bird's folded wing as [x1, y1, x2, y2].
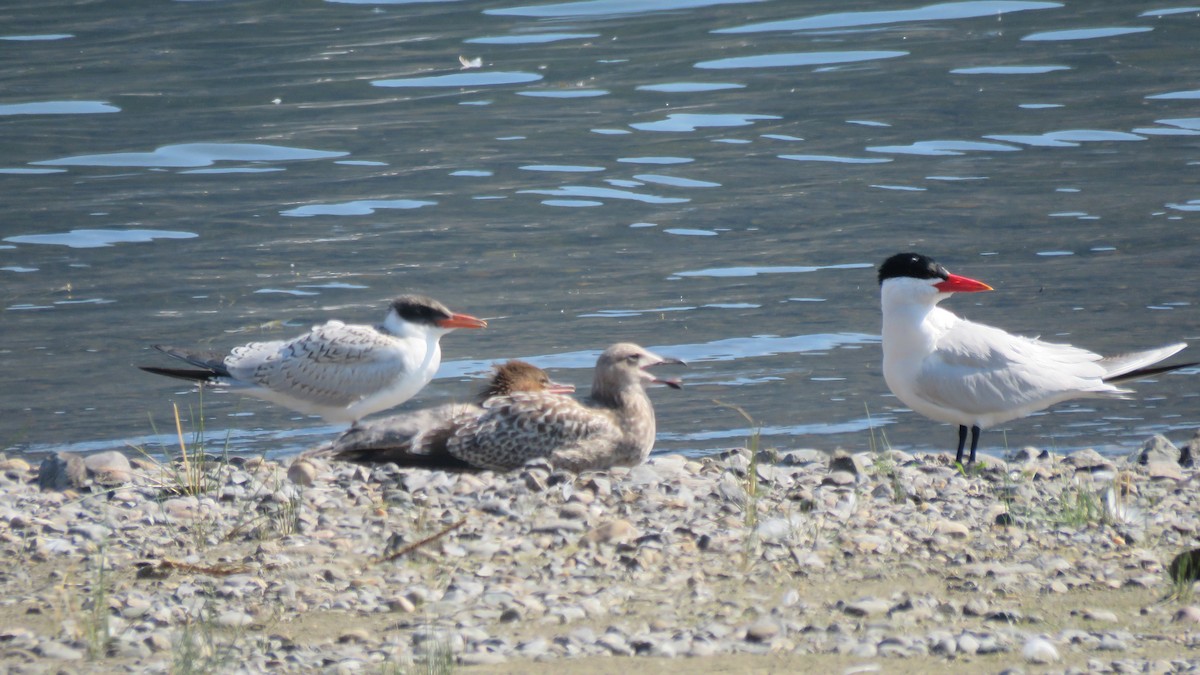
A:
[226, 322, 408, 407]
[447, 392, 619, 470]
[920, 322, 1112, 414]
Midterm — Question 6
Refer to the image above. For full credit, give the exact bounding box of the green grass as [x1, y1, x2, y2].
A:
[1056, 483, 1104, 527]
[713, 400, 763, 569]
[132, 390, 233, 498]
[172, 605, 232, 675]
[83, 548, 112, 660]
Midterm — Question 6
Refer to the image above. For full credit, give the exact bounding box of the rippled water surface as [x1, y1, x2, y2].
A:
[3, 0, 1199, 460]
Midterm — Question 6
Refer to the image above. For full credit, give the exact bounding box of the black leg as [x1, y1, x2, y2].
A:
[955, 425, 967, 465]
[968, 425, 981, 464]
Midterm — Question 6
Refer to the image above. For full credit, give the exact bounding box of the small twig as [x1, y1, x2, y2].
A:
[371, 517, 468, 567]
[144, 558, 251, 577]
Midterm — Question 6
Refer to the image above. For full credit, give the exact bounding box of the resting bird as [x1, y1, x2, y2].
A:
[139, 295, 486, 424]
[879, 252, 1194, 464]
[325, 359, 575, 468]
[443, 342, 684, 472]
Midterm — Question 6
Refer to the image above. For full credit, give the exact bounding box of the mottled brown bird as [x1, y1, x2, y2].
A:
[444, 343, 683, 472]
[325, 359, 574, 469]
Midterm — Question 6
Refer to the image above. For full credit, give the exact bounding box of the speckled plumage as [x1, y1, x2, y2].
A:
[323, 360, 573, 468]
[446, 343, 683, 472]
[140, 295, 485, 424]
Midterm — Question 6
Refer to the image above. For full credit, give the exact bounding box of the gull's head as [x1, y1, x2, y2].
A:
[878, 252, 992, 307]
[385, 295, 487, 337]
[596, 342, 685, 390]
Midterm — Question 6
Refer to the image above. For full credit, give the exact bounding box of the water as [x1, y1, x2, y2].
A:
[3, 0, 1199, 461]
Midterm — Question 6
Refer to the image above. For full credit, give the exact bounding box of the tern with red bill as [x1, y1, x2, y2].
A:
[140, 295, 486, 424]
[878, 252, 1194, 464]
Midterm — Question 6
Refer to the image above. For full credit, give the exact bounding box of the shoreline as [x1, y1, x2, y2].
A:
[2, 432, 1200, 672]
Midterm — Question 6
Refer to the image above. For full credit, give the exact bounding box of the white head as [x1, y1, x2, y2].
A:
[593, 342, 684, 395]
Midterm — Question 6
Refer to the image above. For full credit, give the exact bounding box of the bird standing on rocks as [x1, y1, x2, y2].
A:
[323, 359, 575, 468]
[140, 295, 486, 424]
[878, 252, 1194, 464]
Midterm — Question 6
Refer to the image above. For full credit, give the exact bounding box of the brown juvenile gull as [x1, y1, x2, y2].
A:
[323, 360, 576, 469]
[444, 342, 684, 473]
[139, 295, 486, 424]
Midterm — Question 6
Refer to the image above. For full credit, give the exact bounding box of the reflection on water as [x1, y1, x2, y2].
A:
[2, 0, 1199, 461]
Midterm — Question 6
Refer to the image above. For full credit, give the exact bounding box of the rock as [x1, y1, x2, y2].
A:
[36, 641, 85, 660]
[0, 457, 31, 473]
[1022, 636, 1059, 664]
[957, 633, 980, 655]
[1172, 606, 1200, 624]
[843, 598, 890, 617]
[933, 520, 970, 539]
[287, 459, 317, 486]
[822, 470, 856, 486]
[38, 452, 87, 491]
[1083, 608, 1119, 623]
[828, 449, 860, 475]
[1181, 429, 1200, 467]
[84, 450, 133, 485]
[745, 619, 779, 642]
[1068, 448, 1115, 472]
[1128, 434, 1179, 465]
[777, 449, 828, 465]
[1010, 446, 1047, 462]
[337, 628, 374, 644]
[558, 502, 589, 520]
[216, 610, 254, 628]
[581, 520, 638, 546]
[1147, 462, 1183, 481]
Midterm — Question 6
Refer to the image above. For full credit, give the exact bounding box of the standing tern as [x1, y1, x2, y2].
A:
[322, 359, 575, 468]
[878, 252, 1194, 464]
[140, 295, 486, 424]
[443, 343, 684, 472]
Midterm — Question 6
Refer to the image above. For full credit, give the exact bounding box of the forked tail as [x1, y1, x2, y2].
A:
[1102, 342, 1197, 384]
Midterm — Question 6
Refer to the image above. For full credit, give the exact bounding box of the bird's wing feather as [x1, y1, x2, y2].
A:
[328, 403, 476, 455]
[1099, 342, 1187, 380]
[917, 318, 1115, 415]
[447, 392, 619, 470]
[225, 321, 409, 407]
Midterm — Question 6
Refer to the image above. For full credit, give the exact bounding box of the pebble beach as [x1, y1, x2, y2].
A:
[3, 431, 1200, 674]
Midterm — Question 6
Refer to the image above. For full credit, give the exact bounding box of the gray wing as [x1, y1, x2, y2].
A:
[918, 318, 1113, 416]
[447, 392, 619, 471]
[225, 321, 409, 407]
[330, 403, 478, 455]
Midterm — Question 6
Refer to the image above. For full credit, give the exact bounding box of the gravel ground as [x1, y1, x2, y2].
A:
[2, 430, 1200, 674]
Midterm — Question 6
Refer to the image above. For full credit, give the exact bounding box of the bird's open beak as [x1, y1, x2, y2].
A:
[935, 273, 993, 294]
[438, 313, 488, 329]
[645, 355, 686, 389]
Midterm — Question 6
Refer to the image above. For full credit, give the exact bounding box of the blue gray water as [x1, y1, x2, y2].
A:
[3, 0, 1198, 461]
